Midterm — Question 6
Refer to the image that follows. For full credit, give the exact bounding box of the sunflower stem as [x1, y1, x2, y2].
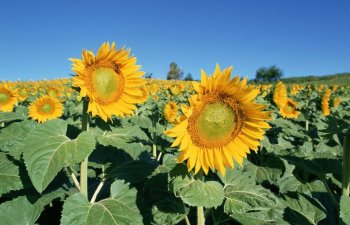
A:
[342, 128, 350, 197]
[152, 116, 157, 159]
[305, 120, 309, 131]
[321, 176, 338, 209]
[80, 98, 89, 198]
[196, 170, 205, 225]
[67, 166, 80, 191]
[91, 165, 105, 203]
[184, 215, 191, 225]
[197, 207, 205, 225]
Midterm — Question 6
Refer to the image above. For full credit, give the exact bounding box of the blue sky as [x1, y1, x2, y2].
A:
[1, 0, 349, 81]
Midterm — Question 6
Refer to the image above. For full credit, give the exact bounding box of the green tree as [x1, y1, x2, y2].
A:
[184, 73, 193, 81]
[167, 62, 183, 80]
[255, 65, 283, 83]
[144, 72, 153, 78]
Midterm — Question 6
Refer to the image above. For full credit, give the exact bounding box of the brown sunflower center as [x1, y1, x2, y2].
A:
[197, 102, 235, 141]
[40, 103, 54, 114]
[88, 63, 125, 105]
[284, 102, 295, 113]
[188, 93, 245, 148]
[0, 92, 10, 104]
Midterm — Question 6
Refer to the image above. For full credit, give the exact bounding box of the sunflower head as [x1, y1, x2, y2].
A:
[0, 84, 18, 112]
[164, 101, 179, 123]
[279, 98, 300, 119]
[28, 95, 64, 123]
[69, 42, 145, 121]
[333, 97, 341, 108]
[321, 89, 332, 116]
[165, 65, 271, 176]
[273, 81, 287, 107]
[17, 87, 30, 101]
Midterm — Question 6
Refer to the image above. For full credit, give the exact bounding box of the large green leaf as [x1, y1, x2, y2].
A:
[130, 116, 152, 129]
[282, 194, 326, 225]
[23, 119, 95, 193]
[106, 160, 157, 183]
[243, 157, 284, 185]
[97, 126, 149, 148]
[0, 152, 23, 196]
[0, 196, 39, 225]
[0, 106, 28, 123]
[151, 198, 187, 225]
[170, 166, 224, 208]
[340, 195, 350, 225]
[0, 120, 36, 159]
[220, 169, 284, 224]
[61, 180, 143, 225]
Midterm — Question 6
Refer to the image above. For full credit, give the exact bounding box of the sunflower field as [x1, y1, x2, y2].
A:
[0, 42, 350, 225]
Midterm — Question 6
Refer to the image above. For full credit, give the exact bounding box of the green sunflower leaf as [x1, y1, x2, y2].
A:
[282, 193, 326, 225]
[97, 125, 149, 147]
[0, 120, 36, 160]
[0, 106, 28, 123]
[340, 195, 350, 225]
[170, 166, 224, 208]
[0, 152, 23, 196]
[220, 169, 285, 224]
[61, 180, 142, 225]
[23, 119, 95, 193]
[0, 196, 39, 225]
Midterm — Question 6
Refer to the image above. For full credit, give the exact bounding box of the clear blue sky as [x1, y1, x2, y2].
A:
[1, 0, 349, 81]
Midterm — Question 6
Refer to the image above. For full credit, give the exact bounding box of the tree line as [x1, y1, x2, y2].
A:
[146, 62, 284, 82]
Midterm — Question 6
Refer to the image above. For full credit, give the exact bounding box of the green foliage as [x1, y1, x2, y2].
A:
[0, 196, 39, 225]
[0, 152, 23, 196]
[282, 72, 350, 85]
[170, 165, 224, 208]
[340, 196, 350, 225]
[61, 180, 142, 225]
[166, 62, 183, 80]
[23, 119, 96, 193]
[255, 65, 283, 83]
[183, 73, 193, 81]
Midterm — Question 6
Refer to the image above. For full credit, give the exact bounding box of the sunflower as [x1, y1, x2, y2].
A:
[321, 89, 332, 116]
[28, 95, 63, 123]
[0, 84, 18, 112]
[69, 42, 145, 121]
[164, 101, 179, 123]
[165, 65, 271, 175]
[46, 86, 60, 98]
[139, 86, 150, 103]
[17, 87, 30, 101]
[273, 81, 287, 107]
[279, 98, 300, 119]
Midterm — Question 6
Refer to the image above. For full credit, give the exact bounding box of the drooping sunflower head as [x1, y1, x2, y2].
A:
[273, 81, 287, 107]
[321, 89, 332, 116]
[28, 95, 64, 123]
[69, 42, 145, 121]
[165, 65, 271, 176]
[0, 84, 18, 112]
[333, 97, 341, 108]
[279, 98, 300, 119]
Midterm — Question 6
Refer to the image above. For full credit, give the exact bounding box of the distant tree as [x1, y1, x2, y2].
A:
[255, 65, 283, 83]
[167, 62, 183, 80]
[144, 72, 153, 78]
[184, 73, 193, 81]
